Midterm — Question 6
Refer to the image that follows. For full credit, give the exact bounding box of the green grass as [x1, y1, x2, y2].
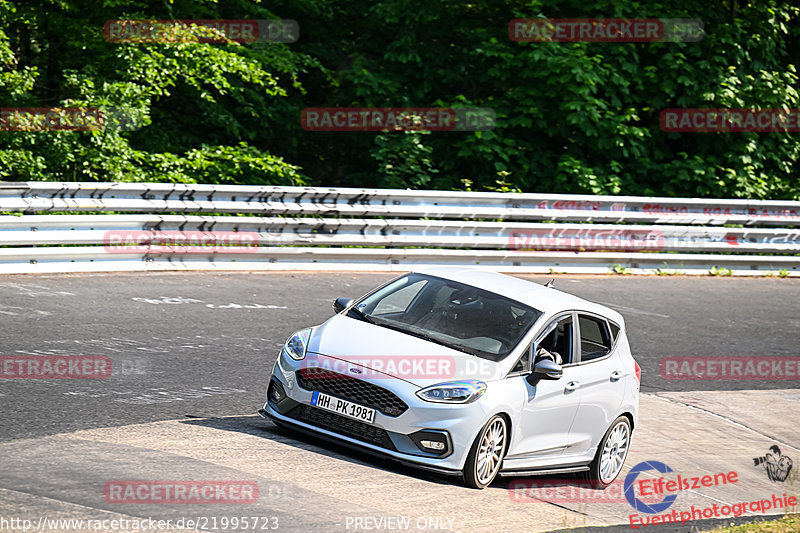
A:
[700, 514, 800, 532]
[610, 264, 632, 275]
[654, 265, 685, 276]
[709, 266, 734, 276]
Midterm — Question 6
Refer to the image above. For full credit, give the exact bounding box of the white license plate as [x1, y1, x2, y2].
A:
[311, 391, 376, 424]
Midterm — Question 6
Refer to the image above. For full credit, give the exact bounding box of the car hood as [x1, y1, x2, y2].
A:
[305, 314, 503, 387]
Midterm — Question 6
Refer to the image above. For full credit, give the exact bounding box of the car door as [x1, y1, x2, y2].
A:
[504, 313, 583, 466]
[564, 312, 626, 457]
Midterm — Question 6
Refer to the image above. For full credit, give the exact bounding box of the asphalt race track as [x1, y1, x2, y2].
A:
[1, 272, 797, 441]
[0, 272, 798, 533]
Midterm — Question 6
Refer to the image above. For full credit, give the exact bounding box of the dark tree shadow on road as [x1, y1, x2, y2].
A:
[180, 414, 601, 494]
[180, 414, 466, 488]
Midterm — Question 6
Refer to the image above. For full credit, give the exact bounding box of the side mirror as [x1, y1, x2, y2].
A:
[333, 297, 353, 314]
[526, 359, 563, 385]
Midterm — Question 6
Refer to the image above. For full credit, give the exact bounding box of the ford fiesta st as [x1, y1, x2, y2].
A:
[259, 267, 640, 489]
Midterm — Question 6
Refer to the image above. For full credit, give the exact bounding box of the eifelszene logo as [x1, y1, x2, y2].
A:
[624, 461, 678, 514]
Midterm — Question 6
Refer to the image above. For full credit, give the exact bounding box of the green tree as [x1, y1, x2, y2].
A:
[279, 0, 800, 198]
[0, 0, 320, 184]
[1, 0, 799, 200]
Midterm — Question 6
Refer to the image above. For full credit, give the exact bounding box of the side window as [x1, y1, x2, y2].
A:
[609, 322, 621, 342]
[534, 315, 573, 365]
[578, 315, 612, 362]
[511, 345, 531, 373]
[372, 280, 426, 315]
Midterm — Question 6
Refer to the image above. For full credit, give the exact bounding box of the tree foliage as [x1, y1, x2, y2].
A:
[1, 0, 799, 199]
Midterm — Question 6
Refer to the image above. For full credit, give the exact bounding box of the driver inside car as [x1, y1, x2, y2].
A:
[535, 327, 563, 365]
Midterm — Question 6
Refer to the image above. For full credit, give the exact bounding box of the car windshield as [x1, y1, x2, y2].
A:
[349, 273, 542, 360]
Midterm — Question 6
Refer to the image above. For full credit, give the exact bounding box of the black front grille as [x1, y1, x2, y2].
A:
[296, 367, 408, 417]
[288, 404, 396, 450]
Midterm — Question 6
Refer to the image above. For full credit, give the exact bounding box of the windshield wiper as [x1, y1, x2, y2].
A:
[437, 340, 482, 357]
[368, 317, 476, 355]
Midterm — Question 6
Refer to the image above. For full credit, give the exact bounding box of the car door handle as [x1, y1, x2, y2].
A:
[610, 370, 623, 381]
[565, 381, 580, 391]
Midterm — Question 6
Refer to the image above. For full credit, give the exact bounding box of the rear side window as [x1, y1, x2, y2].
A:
[578, 315, 613, 362]
[609, 322, 620, 342]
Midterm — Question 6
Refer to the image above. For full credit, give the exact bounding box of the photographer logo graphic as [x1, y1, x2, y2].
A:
[624, 461, 678, 514]
[753, 445, 793, 482]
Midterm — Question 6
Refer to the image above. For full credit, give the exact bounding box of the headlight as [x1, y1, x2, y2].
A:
[415, 380, 487, 404]
[283, 328, 311, 360]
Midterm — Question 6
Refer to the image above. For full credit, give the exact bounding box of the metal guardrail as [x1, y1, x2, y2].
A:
[2, 181, 800, 224]
[0, 182, 799, 275]
[2, 215, 800, 253]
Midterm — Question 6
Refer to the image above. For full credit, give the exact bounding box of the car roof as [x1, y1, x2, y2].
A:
[411, 266, 625, 326]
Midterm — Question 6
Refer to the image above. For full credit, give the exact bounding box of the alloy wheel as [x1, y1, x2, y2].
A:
[599, 420, 630, 484]
[475, 417, 506, 485]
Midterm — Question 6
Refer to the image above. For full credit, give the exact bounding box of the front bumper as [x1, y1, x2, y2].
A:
[258, 406, 461, 476]
[261, 352, 493, 474]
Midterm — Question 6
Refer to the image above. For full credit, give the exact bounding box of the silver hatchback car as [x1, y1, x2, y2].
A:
[260, 267, 640, 488]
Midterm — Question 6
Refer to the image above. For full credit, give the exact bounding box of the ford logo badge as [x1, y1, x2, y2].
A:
[349, 367, 362, 374]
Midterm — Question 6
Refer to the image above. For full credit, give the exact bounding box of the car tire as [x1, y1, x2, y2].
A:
[463, 415, 507, 489]
[582, 415, 631, 488]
